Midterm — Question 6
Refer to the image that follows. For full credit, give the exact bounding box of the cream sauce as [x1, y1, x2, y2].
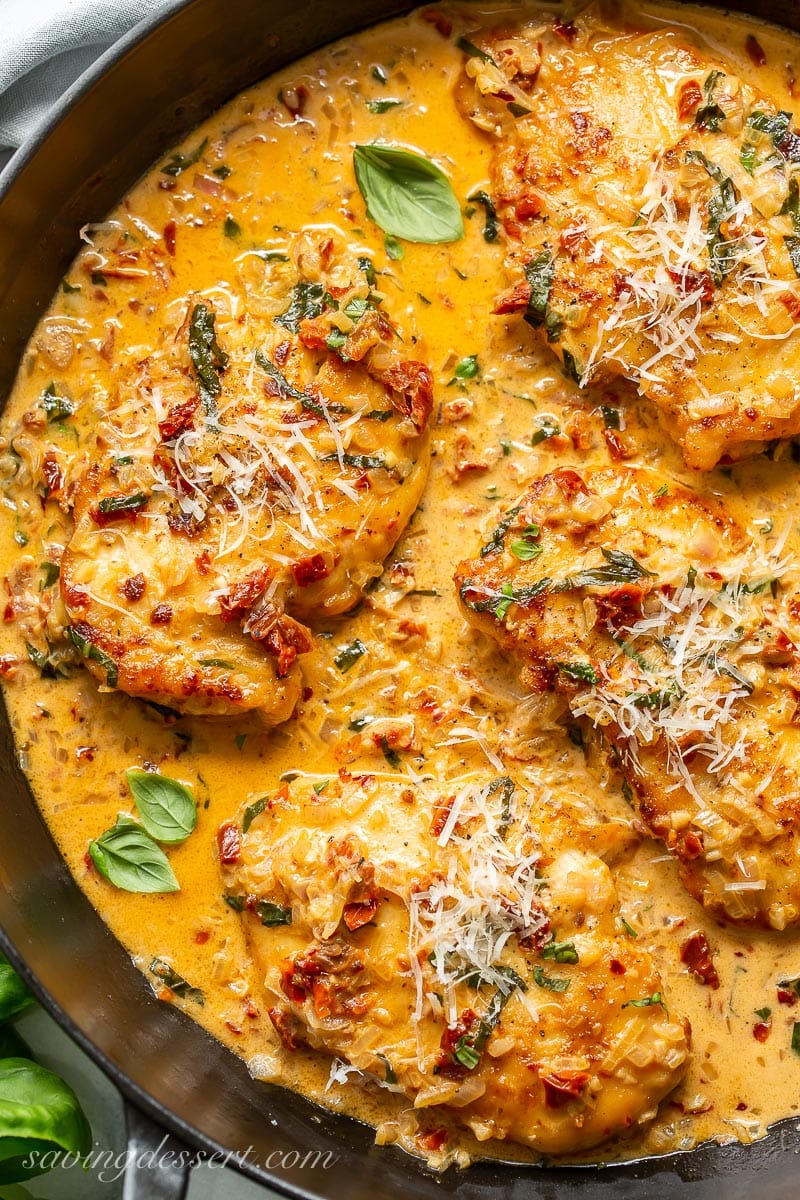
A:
[2, 0, 800, 1168]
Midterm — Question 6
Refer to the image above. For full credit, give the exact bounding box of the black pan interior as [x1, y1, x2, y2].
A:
[0, 1, 799, 1196]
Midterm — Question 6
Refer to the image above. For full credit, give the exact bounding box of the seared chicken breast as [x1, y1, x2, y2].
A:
[221, 771, 688, 1158]
[57, 232, 433, 719]
[457, 9, 800, 469]
[456, 466, 800, 929]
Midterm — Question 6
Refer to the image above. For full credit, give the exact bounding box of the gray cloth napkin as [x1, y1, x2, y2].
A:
[0, 0, 174, 173]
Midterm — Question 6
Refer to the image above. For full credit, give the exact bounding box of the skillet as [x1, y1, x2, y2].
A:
[1, 1, 800, 1196]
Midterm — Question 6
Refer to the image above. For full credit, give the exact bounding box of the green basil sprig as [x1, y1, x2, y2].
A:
[353, 144, 464, 244]
[89, 817, 179, 894]
[126, 769, 197, 845]
[0, 1058, 92, 1183]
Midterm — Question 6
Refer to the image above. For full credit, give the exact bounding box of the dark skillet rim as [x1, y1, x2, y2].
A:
[0, 0, 799, 1193]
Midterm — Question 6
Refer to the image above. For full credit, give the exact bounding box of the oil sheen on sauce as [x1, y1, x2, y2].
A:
[2, 0, 800, 1169]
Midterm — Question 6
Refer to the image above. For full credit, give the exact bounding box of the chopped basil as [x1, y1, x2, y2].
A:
[372, 65, 389, 84]
[620, 917, 638, 939]
[274, 280, 331, 333]
[322, 453, 386, 470]
[40, 562, 60, 588]
[684, 150, 738, 284]
[533, 965, 570, 992]
[313, 780, 329, 795]
[558, 661, 598, 685]
[234, 733, 247, 751]
[755, 1007, 772, 1020]
[97, 492, 148, 515]
[198, 657, 238, 669]
[781, 1016, 800, 1069]
[223, 216, 241, 238]
[377, 1053, 396, 1084]
[353, 144, 464, 244]
[252, 249, 289, 262]
[40, 382, 74, 423]
[454, 1039, 481, 1069]
[532, 416, 560, 445]
[358, 255, 377, 286]
[456, 37, 496, 66]
[212, 164, 232, 179]
[161, 137, 208, 177]
[256, 901, 292, 927]
[541, 939, 579, 964]
[89, 817, 179, 893]
[335, 639, 368, 672]
[384, 233, 404, 260]
[348, 716, 372, 731]
[188, 301, 229, 414]
[149, 958, 204, 1004]
[223, 894, 246, 912]
[509, 525, 542, 561]
[487, 776, 515, 835]
[480, 505, 520, 557]
[380, 737, 401, 769]
[366, 98, 403, 113]
[524, 251, 555, 328]
[67, 626, 118, 687]
[694, 70, 726, 132]
[451, 354, 479, 382]
[630, 681, 684, 709]
[126, 768, 197, 844]
[467, 189, 499, 243]
[623, 992, 665, 1008]
[559, 547, 655, 590]
[785, 235, 800, 279]
[62, 279, 81, 294]
[25, 641, 56, 678]
[242, 797, 268, 833]
[600, 404, 620, 430]
[459, 576, 552, 618]
[255, 350, 350, 418]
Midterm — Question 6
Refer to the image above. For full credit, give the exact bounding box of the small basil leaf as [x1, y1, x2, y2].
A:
[0, 955, 34, 1023]
[353, 144, 464, 244]
[89, 818, 179, 893]
[126, 769, 197, 844]
[0, 1058, 92, 1183]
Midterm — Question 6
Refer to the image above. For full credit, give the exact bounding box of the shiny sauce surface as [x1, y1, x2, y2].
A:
[2, 0, 800, 1168]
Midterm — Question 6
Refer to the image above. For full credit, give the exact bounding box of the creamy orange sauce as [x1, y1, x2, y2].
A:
[3, 0, 800, 1169]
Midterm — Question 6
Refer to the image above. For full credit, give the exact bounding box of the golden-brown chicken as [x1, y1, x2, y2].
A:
[221, 771, 688, 1158]
[57, 233, 433, 719]
[456, 9, 800, 469]
[455, 465, 800, 929]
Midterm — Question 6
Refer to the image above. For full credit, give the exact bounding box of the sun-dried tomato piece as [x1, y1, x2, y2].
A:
[680, 931, 720, 989]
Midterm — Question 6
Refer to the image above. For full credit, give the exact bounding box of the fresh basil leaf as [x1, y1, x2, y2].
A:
[223, 216, 241, 239]
[242, 796, 267, 833]
[456, 37, 497, 66]
[0, 1026, 33, 1060]
[0, 954, 34, 1023]
[149, 959, 204, 1005]
[480, 506, 521, 558]
[89, 817, 179, 893]
[353, 144, 464, 244]
[694, 70, 726, 131]
[559, 547, 655, 590]
[40, 562, 60, 589]
[0, 1058, 92, 1183]
[786, 235, 800, 278]
[126, 769, 197, 844]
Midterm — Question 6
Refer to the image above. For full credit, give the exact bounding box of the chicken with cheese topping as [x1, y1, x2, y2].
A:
[222, 771, 688, 1158]
[456, 465, 800, 928]
[457, 8, 800, 469]
[53, 232, 433, 719]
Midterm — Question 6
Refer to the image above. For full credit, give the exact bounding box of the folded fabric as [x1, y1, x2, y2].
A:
[0, 0, 174, 173]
